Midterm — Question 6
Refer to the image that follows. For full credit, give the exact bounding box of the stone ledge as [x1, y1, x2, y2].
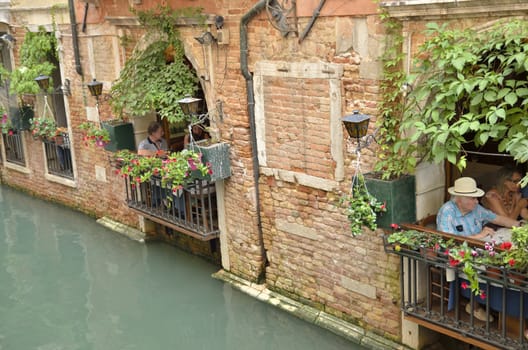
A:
[97, 216, 146, 242]
[212, 269, 411, 350]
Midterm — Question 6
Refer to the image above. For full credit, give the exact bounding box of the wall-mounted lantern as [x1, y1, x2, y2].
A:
[87, 78, 103, 99]
[178, 96, 202, 116]
[35, 74, 50, 91]
[341, 110, 376, 153]
[35, 74, 71, 96]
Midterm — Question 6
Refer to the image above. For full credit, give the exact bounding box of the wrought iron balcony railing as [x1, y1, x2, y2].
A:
[383, 228, 528, 350]
[124, 176, 219, 241]
[43, 134, 74, 179]
[2, 132, 25, 166]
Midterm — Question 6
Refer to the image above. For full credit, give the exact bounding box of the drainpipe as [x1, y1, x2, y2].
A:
[240, 0, 267, 281]
[68, 0, 83, 76]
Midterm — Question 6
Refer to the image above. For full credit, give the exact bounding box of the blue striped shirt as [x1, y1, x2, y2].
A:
[436, 200, 496, 236]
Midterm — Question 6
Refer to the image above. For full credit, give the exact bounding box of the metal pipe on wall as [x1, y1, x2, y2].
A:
[240, 0, 267, 281]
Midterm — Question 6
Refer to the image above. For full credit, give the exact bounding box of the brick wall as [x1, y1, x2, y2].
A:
[0, 2, 404, 340]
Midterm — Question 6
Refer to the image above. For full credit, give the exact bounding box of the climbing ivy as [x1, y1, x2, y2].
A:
[373, 12, 416, 180]
[109, 5, 204, 122]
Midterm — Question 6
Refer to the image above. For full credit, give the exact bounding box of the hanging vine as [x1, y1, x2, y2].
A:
[109, 5, 205, 122]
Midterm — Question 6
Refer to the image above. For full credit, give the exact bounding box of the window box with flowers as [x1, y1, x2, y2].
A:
[187, 140, 231, 181]
[79, 122, 110, 148]
[114, 148, 211, 194]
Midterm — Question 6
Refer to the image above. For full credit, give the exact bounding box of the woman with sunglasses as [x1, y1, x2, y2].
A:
[482, 165, 528, 220]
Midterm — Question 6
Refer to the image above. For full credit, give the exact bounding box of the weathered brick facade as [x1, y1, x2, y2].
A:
[8, 1, 524, 347]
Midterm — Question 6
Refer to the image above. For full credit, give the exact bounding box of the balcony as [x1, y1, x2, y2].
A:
[2, 132, 25, 166]
[43, 134, 74, 179]
[124, 176, 219, 241]
[383, 225, 528, 350]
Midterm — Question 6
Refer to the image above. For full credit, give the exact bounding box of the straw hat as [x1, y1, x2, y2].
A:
[448, 177, 485, 197]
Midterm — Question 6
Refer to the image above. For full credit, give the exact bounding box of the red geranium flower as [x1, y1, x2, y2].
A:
[499, 242, 512, 250]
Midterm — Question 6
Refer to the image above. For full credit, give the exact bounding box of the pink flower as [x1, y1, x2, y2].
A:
[8, 130, 13, 136]
[479, 291, 487, 300]
[390, 223, 399, 229]
[461, 281, 469, 290]
[509, 258, 515, 267]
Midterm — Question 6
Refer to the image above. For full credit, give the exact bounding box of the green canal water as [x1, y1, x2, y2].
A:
[0, 186, 367, 350]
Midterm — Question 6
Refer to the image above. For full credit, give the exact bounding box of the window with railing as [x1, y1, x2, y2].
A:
[2, 131, 25, 166]
[383, 225, 528, 350]
[125, 176, 219, 241]
[43, 133, 73, 179]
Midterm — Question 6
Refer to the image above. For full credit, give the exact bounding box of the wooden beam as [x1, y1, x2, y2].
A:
[405, 315, 499, 350]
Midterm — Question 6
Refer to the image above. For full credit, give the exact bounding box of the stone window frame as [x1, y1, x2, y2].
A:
[253, 60, 344, 192]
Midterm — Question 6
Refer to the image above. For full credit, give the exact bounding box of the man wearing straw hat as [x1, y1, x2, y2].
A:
[438, 177, 522, 322]
[437, 177, 522, 239]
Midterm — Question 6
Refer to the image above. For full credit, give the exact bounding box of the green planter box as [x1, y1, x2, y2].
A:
[365, 174, 416, 229]
[190, 142, 231, 181]
[11, 106, 33, 131]
[102, 121, 135, 152]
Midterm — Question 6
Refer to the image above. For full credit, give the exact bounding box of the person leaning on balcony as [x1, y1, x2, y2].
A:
[481, 166, 528, 221]
[437, 177, 522, 323]
[138, 121, 168, 157]
[437, 177, 522, 240]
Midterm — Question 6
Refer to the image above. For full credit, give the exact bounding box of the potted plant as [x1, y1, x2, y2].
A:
[100, 120, 136, 152]
[386, 228, 428, 251]
[187, 139, 231, 181]
[356, 13, 416, 229]
[340, 173, 386, 236]
[29, 116, 58, 140]
[77, 121, 109, 148]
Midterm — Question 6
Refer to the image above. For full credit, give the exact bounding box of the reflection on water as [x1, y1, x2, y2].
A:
[0, 186, 366, 350]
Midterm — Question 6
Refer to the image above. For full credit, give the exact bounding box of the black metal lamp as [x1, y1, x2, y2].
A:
[342, 110, 370, 141]
[35, 74, 50, 91]
[178, 96, 202, 116]
[87, 78, 103, 98]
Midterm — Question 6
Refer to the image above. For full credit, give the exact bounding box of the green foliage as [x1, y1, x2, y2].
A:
[374, 15, 417, 180]
[507, 225, 528, 271]
[109, 6, 202, 122]
[10, 26, 58, 99]
[79, 122, 111, 147]
[340, 174, 386, 236]
[401, 20, 528, 184]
